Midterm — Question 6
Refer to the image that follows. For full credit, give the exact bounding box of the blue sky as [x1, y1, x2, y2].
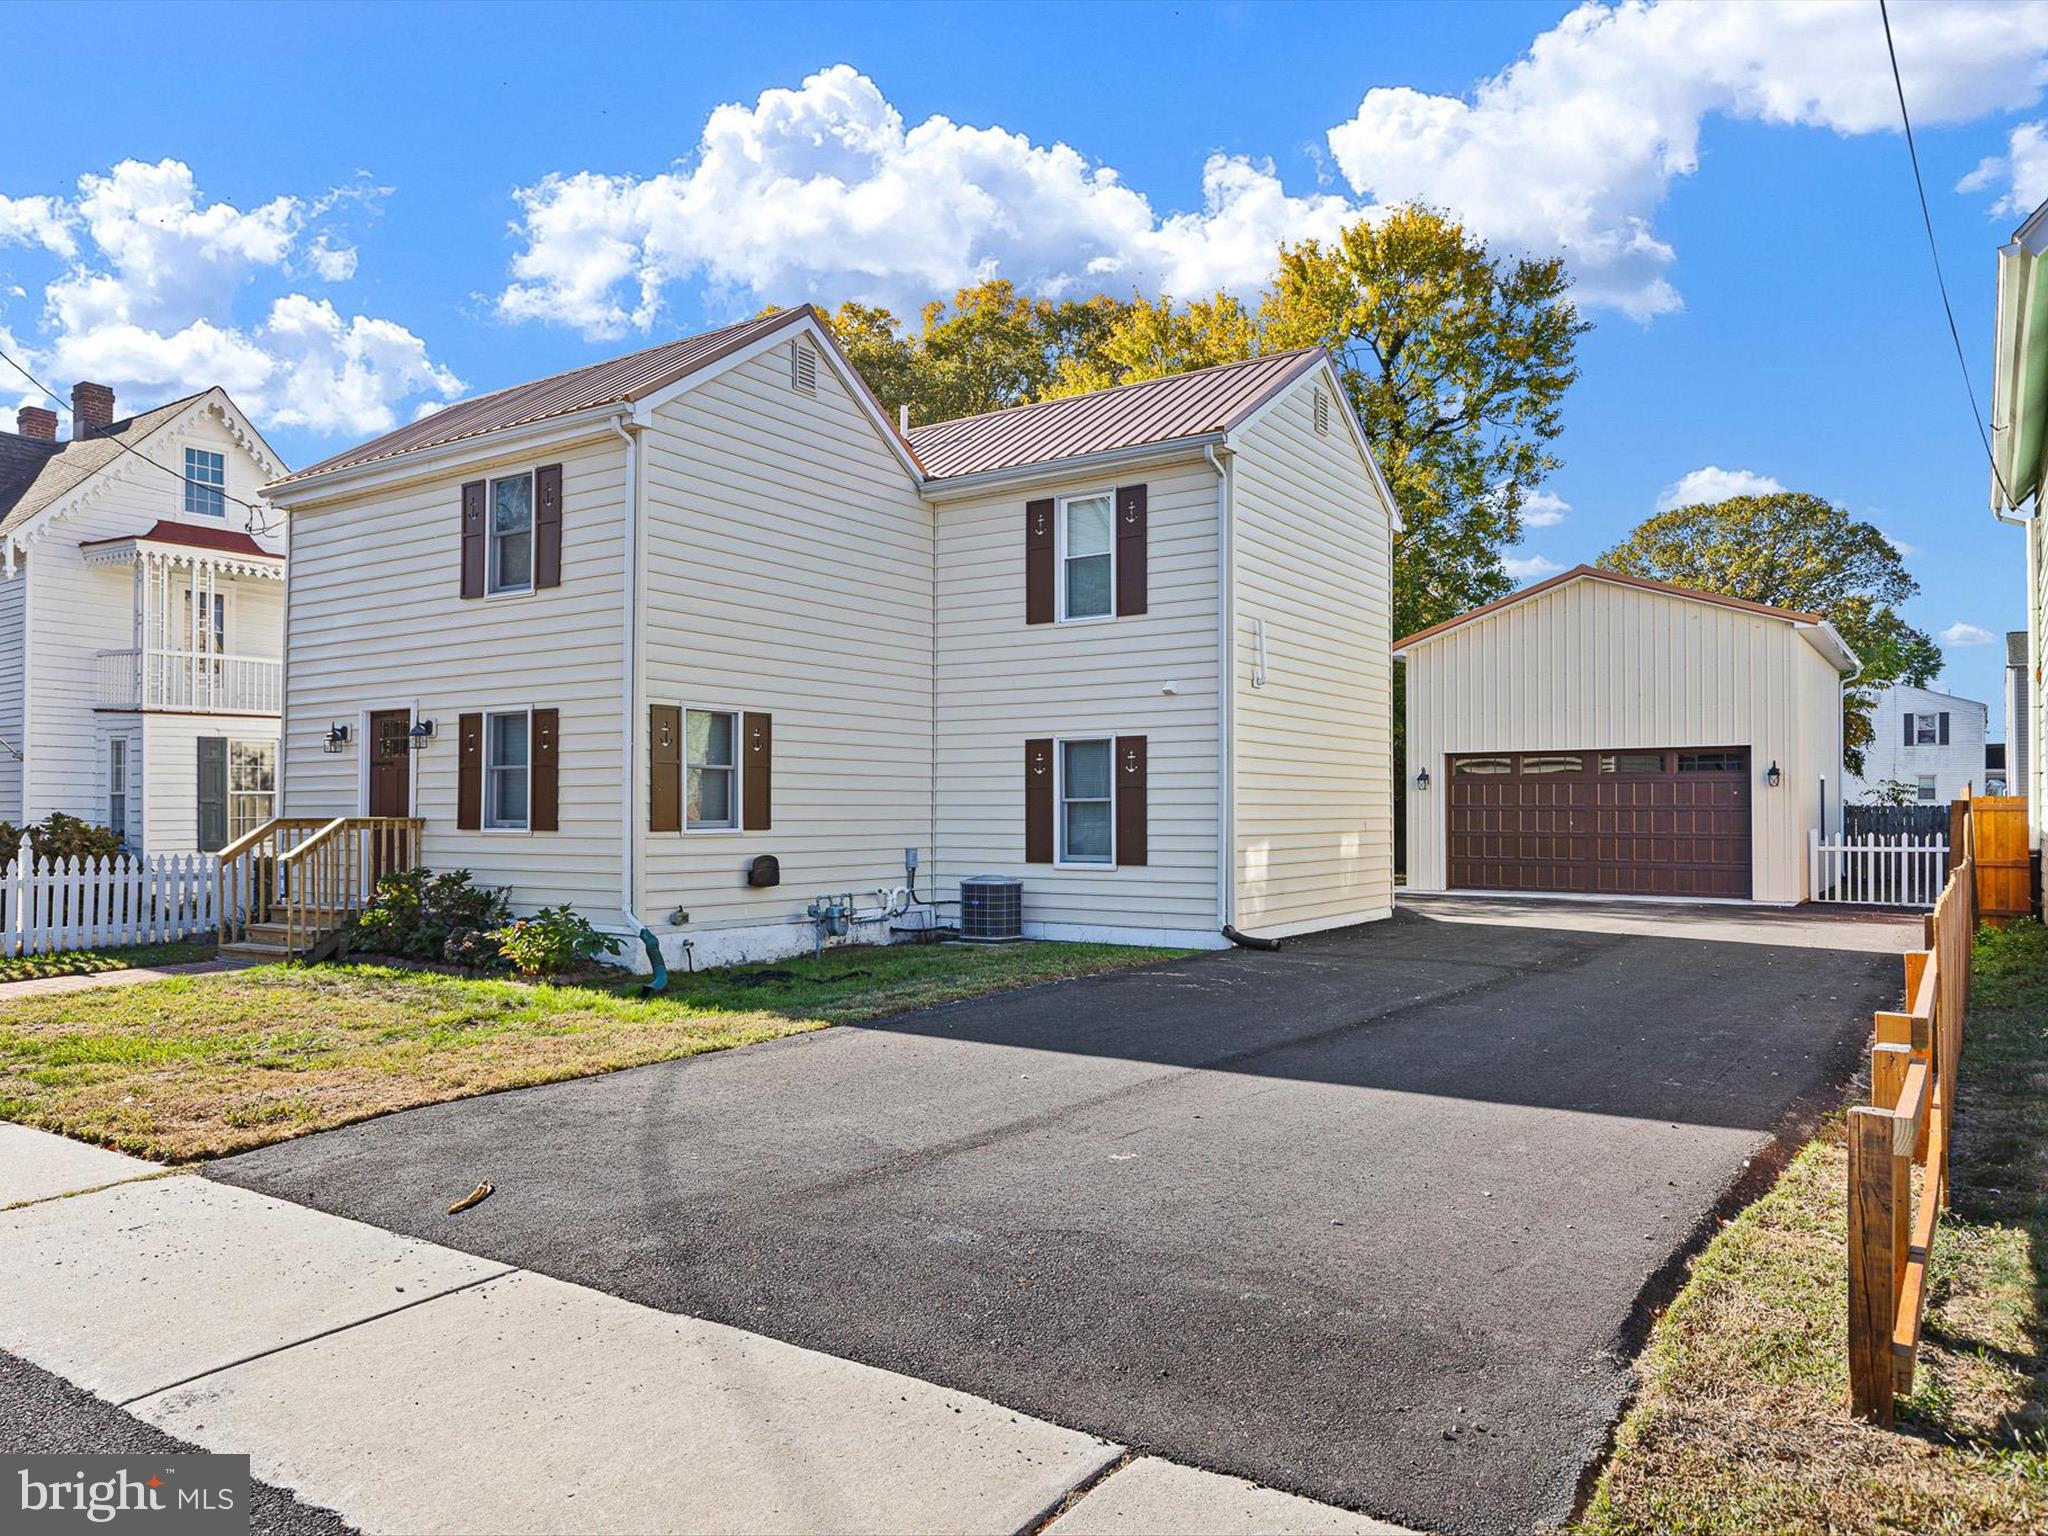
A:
[2, 0, 2043, 724]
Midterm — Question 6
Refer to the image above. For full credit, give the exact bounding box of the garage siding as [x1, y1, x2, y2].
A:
[1403, 577, 1844, 903]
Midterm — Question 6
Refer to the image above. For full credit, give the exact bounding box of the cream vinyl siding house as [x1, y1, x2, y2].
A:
[0, 386, 287, 852]
[266, 310, 1401, 966]
[1399, 567, 1857, 905]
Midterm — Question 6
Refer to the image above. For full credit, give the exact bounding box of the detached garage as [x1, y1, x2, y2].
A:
[1397, 566, 1859, 905]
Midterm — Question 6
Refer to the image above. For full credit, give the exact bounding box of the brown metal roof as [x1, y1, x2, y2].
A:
[908, 349, 1327, 481]
[80, 518, 279, 559]
[1393, 565, 1825, 652]
[271, 307, 824, 488]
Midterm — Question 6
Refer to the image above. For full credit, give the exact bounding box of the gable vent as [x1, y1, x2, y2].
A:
[792, 340, 819, 396]
[1312, 387, 1330, 435]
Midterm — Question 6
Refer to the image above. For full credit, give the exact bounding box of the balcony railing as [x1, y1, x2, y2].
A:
[96, 648, 282, 715]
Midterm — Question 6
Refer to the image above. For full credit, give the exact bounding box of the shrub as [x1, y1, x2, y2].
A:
[349, 867, 511, 967]
[492, 905, 622, 978]
[0, 813, 127, 868]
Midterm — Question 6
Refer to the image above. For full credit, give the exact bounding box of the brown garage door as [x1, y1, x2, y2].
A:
[1446, 748, 1752, 899]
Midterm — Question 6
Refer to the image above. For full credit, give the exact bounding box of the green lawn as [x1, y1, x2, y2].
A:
[0, 941, 215, 985]
[1578, 920, 2048, 1535]
[0, 940, 1185, 1161]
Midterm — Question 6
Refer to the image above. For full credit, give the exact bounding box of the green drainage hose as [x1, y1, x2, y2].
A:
[637, 927, 669, 995]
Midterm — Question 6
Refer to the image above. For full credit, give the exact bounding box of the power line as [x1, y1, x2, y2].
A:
[1878, 0, 2015, 508]
[0, 344, 281, 534]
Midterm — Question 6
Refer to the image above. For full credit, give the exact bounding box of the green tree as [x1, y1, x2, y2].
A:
[1046, 291, 1263, 397]
[823, 283, 1130, 426]
[1597, 493, 1942, 775]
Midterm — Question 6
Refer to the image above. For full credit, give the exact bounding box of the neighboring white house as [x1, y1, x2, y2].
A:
[1839, 682, 1990, 807]
[1397, 566, 1858, 905]
[260, 306, 1399, 965]
[0, 383, 288, 852]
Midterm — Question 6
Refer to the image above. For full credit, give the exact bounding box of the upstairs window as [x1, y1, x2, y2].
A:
[686, 709, 737, 829]
[1912, 712, 1939, 745]
[1059, 493, 1114, 620]
[490, 472, 533, 594]
[184, 448, 226, 517]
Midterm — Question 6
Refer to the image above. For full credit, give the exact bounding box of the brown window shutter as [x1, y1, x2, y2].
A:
[1024, 737, 1055, 862]
[456, 712, 483, 830]
[460, 481, 486, 599]
[742, 711, 773, 830]
[530, 708, 559, 832]
[534, 463, 563, 589]
[649, 705, 681, 833]
[1115, 483, 1148, 617]
[1025, 499, 1055, 625]
[1115, 735, 1148, 866]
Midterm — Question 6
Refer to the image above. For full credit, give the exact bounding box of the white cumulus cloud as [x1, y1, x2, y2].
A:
[1520, 490, 1569, 528]
[1961, 119, 2048, 217]
[0, 158, 459, 436]
[1940, 621, 1998, 645]
[1505, 553, 1566, 581]
[495, 7, 2048, 337]
[1655, 465, 1786, 511]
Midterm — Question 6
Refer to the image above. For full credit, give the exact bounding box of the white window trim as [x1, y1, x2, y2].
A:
[1055, 490, 1117, 626]
[107, 736, 130, 842]
[1915, 774, 1940, 803]
[183, 446, 228, 518]
[485, 469, 538, 600]
[1911, 711, 1940, 746]
[683, 703, 745, 834]
[482, 706, 534, 833]
[1053, 733, 1118, 870]
[226, 737, 278, 844]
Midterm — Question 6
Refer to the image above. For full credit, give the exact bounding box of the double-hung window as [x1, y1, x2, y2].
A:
[686, 709, 736, 829]
[485, 710, 531, 828]
[489, 472, 534, 595]
[107, 738, 128, 839]
[1916, 774, 1939, 803]
[228, 740, 276, 840]
[1059, 493, 1114, 620]
[183, 448, 226, 517]
[1058, 738, 1114, 865]
[1912, 712, 1939, 745]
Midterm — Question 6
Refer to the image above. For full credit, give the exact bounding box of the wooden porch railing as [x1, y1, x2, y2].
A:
[216, 816, 423, 954]
[1846, 804, 1975, 1425]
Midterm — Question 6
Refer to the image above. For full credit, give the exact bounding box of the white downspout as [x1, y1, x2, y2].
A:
[606, 413, 646, 938]
[1207, 443, 1234, 933]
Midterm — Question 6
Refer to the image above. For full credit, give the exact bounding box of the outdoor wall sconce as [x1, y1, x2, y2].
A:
[323, 723, 351, 754]
[408, 719, 437, 752]
[1415, 766, 1431, 791]
[1765, 760, 1782, 788]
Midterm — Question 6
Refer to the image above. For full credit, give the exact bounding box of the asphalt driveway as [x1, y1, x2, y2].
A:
[212, 897, 1912, 1536]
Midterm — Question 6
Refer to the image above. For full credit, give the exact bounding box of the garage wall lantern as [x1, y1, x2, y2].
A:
[1765, 760, 1782, 788]
[1415, 766, 1431, 791]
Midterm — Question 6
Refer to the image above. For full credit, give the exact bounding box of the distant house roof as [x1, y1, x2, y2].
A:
[272, 307, 855, 488]
[1394, 565, 1851, 668]
[907, 349, 1325, 481]
[79, 518, 278, 559]
[0, 395, 204, 538]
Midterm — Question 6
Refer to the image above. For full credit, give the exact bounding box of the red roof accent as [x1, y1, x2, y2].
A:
[1392, 564, 1823, 652]
[80, 519, 280, 558]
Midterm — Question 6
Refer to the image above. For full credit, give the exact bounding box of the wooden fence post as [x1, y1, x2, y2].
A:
[1848, 1105, 1900, 1425]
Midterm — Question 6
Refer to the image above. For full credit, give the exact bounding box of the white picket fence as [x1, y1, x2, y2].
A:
[0, 853, 218, 957]
[1809, 830, 1949, 909]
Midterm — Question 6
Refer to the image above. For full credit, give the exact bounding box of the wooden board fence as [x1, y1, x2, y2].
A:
[0, 853, 218, 956]
[1846, 804, 1974, 1425]
[1967, 795, 2032, 924]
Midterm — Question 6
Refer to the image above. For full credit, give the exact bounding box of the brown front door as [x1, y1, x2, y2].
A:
[367, 712, 412, 883]
[1446, 748, 1752, 899]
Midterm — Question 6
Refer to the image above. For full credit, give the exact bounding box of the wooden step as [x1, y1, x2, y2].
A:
[220, 940, 293, 962]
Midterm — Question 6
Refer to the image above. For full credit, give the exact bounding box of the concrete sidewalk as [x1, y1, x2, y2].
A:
[0, 1126, 1408, 1535]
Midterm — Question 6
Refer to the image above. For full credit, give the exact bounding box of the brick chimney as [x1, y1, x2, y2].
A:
[71, 381, 114, 439]
[15, 405, 57, 441]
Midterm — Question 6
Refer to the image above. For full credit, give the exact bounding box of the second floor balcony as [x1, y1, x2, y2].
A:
[97, 647, 282, 714]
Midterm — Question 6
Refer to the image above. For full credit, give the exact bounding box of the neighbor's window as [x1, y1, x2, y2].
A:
[686, 709, 736, 829]
[485, 711, 530, 829]
[1916, 775, 1939, 803]
[181, 588, 226, 655]
[489, 472, 534, 595]
[183, 448, 226, 517]
[1060, 493, 1114, 620]
[228, 739, 275, 840]
[108, 738, 128, 839]
[1913, 712, 1939, 745]
[1059, 738, 1114, 864]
